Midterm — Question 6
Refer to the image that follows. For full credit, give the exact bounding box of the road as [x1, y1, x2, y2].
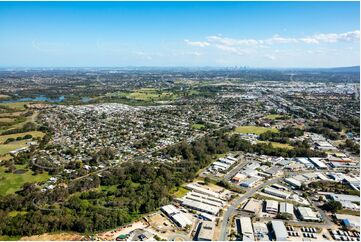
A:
[218, 177, 281, 241]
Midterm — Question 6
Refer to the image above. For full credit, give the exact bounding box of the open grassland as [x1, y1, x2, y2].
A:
[0, 131, 45, 144]
[258, 141, 294, 149]
[0, 140, 31, 156]
[192, 123, 205, 129]
[0, 111, 24, 118]
[264, 114, 286, 120]
[20, 232, 82, 241]
[0, 94, 11, 100]
[235, 125, 278, 135]
[0, 165, 50, 196]
[172, 186, 190, 198]
[0, 117, 16, 123]
[106, 88, 178, 102]
[0, 102, 30, 111]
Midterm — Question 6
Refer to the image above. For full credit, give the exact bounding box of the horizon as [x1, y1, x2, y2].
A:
[0, 1, 360, 67]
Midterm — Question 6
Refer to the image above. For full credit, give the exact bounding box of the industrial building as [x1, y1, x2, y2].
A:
[263, 187, 291, 199]
[235, 217, 254, 241]
[279, 202, 294, 216]
[265, 200, 279, 214]
[270, 220, 288, 241]
[195, 221, 215, 241]
[181, 199, 220, 215]
[297, 207, 320, 222]
[240, 176, 262, 188]
[309, 157, 328, 169]
[185, 183, 220, 198]
[242, 198, 261, 214]
[284, 177, 302, 188]
[253, 222, 270, 241]
[161, 205, 192, 228]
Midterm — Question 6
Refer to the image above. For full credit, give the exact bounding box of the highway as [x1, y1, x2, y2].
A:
[218, 177, 281, 241]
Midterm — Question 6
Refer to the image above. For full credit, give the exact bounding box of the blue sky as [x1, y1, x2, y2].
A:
[0, 1, 359, 67]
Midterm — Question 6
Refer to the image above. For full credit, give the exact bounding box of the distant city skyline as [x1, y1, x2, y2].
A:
[0, 1, 359, 68]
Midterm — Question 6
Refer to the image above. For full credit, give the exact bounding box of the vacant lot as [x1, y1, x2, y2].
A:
[235, 126, 278, 135]
[0, 165, 50, 195]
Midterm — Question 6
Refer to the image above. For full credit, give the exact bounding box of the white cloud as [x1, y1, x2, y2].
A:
[185, 30, 359, 51]
[301, 30, 360, 44]
[207, 36, 259, 46]
[264, 35, 298, 44]
[265, 54, 276, 60]
[184, 39, 210, 47]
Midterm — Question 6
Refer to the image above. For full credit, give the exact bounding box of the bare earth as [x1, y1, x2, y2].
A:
[20, 232, 82, 241]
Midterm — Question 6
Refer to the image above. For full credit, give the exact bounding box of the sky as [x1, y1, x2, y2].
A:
[0, 1, 359, 68]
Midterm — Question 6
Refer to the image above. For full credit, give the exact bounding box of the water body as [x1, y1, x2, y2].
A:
[0, 95, 65, 103]
[0, 95, 94, 104]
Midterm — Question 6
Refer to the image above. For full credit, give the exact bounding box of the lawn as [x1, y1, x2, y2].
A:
[0, 131, 45, 144]
[337, 209, 360, 216]
[0, 140, 30, 156]
[192, 123, 205, 129]
[235, 126, 278, 135]
[0, 102, 29, 110]
[0, 118, 16, 123]
[172, 186, 189, 198]
[258, 141, 294, 149]
[0, 165, 50, 195]
[106, 89, 178, 102]
[264, 114, 286, 120]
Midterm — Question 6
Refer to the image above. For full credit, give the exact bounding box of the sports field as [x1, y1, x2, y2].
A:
[235, 125, 278, 135]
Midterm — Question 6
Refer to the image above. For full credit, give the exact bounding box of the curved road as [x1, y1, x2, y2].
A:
[219, 177, 281, 240]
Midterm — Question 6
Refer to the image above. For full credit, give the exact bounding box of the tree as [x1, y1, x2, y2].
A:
[323, 201, 342, 213]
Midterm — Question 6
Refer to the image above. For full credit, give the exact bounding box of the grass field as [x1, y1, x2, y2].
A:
[235, 126, 278, 135]
[264, 114, 286, 120]
[0, 140, 30, 156]
[172, 186, 189, 198]
[258, 141, 294, 149]
[0, 102, 29, 110]
[106, 88, 178, 102]
[192, 123, 205, 129]
[0, 165, 50, 196]
[0, 118, 16, 123]
[0, 94, 10, 100]
[0, 131, 45, 144]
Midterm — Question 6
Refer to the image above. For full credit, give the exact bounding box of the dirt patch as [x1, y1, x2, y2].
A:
[20, 232, 82, 241]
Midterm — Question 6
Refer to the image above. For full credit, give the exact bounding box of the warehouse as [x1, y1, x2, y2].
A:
[297, 207, 320, 222]
[195, 221, 215, 241]
[185, 184, 220, 198]
[295, 157, 314, 168]
[185, 194, 223, 207]
[236, 217, 254, 241]
[270, 220, 288, 241]
[263, 187, 291, 199]
[187, 191, 225, 206]
[181, 199, 220, 215]
[309, 157, 328, 169]
[265, 200, 279, 214]
[328, 193, 360, 203]
[242, 199, 261, 214]
[240, 176, 261, 188]
[279, 202, 294, 216]
[161, 205, 192, 228]
[284, 177, 302, 188]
